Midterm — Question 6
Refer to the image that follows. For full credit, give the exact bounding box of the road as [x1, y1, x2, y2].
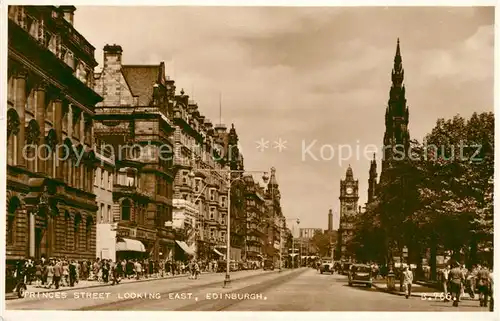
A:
[5, 268, 489, 311]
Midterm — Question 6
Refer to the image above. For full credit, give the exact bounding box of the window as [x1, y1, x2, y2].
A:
[121, 199, 131, 220]
[182, 171, 188, 184]
[221, 196, 226, 208]
[210, 207, 215, 220]
[64, 211, 71, 250]
[94, 167, 99, 186]
[86, 216, 93, 251]
[194, 179, 201, 192]
[101, 170, 106, 188]
[210, 189, 215, 201]
[108, 174, 112, 190]
[108, 205, 112, 222]
[99, 204, 104, 223]
[74, 214, 81, 250]
[6, 197, 20, 245]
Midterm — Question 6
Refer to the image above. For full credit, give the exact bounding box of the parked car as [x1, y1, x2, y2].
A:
[5, 263, 27, 298]
[320, 262, 334, 274]
[263, 259, 274, 271]
[348, 264, 373, 287]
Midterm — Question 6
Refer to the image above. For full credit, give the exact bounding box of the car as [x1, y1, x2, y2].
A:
[263, 259, 274, 271]
[348, 264, 373, 287]
[5, 263, 27, 298]
[320, 262, 334, 274]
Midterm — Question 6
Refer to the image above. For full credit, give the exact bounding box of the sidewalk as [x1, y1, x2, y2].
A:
[372, 279, 479, 301]
[24, 271, 214, 294]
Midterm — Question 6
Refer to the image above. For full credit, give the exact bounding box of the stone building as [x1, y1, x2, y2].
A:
[337, 165, 359, 261]
[264, 168, 284, 264]
[170, 92, 231, 261]
[6, 5, 102, 261]
[93, 44, 176, 261]
[94, 142, 116, 261]
[243, 175, 267, 263]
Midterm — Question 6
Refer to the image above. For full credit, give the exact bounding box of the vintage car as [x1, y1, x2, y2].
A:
[263, 259, 274, 271]
[5, 263, 27, 298]
[320, 262, 334, 274]
[348, 264, 373, 287]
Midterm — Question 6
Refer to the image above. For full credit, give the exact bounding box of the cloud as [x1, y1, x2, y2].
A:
[74, 6, 494, 229]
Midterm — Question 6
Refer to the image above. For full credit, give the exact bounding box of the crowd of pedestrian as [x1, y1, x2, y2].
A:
[11, 256, 229, 289]
[439, 262, 493, 307]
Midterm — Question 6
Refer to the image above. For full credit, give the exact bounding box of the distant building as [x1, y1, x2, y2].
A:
[337, 165, 359, 261]
[299, 228, 322, 240]
[327, 209, 333, 232]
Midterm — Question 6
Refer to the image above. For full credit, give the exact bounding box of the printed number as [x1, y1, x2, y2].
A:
[446, 293, 452, 301]
[421, 294, 427, 300]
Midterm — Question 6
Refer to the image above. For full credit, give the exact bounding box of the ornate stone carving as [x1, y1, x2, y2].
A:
[34, 79, 49, 92]
[72, 106, 81, 125]
[45, 129, 57, 150]
[26, 119, 41, 144]
[7, 108, 20, 138]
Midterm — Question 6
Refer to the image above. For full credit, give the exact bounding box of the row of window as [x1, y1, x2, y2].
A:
[94, 167, 113, 190]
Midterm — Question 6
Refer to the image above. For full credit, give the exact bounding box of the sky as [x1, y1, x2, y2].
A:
[74, 6, 494, 233]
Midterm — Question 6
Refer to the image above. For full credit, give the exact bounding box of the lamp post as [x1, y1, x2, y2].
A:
[285, 218, 300, 269]
[189, 169, 270, 288]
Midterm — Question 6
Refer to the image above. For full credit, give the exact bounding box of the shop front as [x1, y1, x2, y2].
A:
[158, 229, 176, 261]
[115, 226, 152, 261]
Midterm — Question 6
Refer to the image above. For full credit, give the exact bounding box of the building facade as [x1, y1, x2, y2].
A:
[264, 168, 283, 264]
[337, 165, 359, 261]
[299, 228, 322, 239]
[93, 44, 176, 261]
[7, 5, 101, 261]
[94, 144, 116, 261]
[243, 175, 267, 263]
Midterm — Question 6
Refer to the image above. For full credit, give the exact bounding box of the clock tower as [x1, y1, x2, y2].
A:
[337, 165, 359, 261]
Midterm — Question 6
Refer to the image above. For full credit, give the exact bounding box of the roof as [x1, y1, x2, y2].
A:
[121, 63, 165, 106]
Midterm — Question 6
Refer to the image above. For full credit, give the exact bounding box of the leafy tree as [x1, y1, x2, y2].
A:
[311, 230, 335, 258]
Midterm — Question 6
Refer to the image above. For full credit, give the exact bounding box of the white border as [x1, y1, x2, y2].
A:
[0, 1, 498, 321]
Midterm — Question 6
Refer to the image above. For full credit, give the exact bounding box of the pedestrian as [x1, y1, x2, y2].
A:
[476, 264, 491, 307]
[194, 261, 200, 280]
[46, 261, 54, 289]
[442, 265, 450, 302]
[402, 266, 413, 299]
[69, 260, 77, 287]
[448, 262, 465, 307]
[53, 260, 62, 289]
[34, 260, 42, 287]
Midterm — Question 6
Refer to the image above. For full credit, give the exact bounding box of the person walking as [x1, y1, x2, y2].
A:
[402, 266, 413, 299]
[194, 261, 200, 280]
[476, 264, 491, 307]
[442, 265, 450, 302]
[448, 262, 465, 307]
[53, 260, 62, 290]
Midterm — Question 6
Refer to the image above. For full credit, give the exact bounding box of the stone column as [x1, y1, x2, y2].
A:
[53, 98, 64, 180]
[14, 68, 28, 166]
[29, 210, 35, 258]
[34, 81, 47, 173]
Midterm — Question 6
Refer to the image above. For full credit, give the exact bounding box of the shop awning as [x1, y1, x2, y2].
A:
[175, 240, 196, 256]
[290, 253, 299, 257]
[214, 248, 224, 256]
[116, 238, 146, 252]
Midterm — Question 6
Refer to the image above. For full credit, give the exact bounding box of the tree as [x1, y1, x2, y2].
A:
[311, 230, 335, 258]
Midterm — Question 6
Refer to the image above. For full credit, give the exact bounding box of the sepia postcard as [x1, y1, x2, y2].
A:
[1, 2, 495, 317]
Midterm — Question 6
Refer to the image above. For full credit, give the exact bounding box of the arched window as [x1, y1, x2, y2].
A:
[121, 199, 131, 221]
[45, 129, 57, 177]
[86, 216, 93, 251]
[25, 119, 40, 172]
[64, 211, 71, 250]
[74, 213, 81, 250]
[6, 197, 20, 245]
[7, 109, 20, 166]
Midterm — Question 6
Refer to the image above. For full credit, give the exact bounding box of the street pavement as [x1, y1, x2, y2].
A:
[5, 268, 491, 311]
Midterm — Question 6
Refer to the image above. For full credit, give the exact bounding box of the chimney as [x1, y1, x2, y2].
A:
[103, 44, 123, 68]
[328, 209, 333, 232]
[101, 44, 124, 106]
[60, 6, 76, 25]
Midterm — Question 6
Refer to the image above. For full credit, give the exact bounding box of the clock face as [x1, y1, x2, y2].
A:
[346, 187, 353, 195]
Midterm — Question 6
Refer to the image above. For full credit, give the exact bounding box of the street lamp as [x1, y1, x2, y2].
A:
[189, 169, 269, 288]
[284, 218, 300, 269]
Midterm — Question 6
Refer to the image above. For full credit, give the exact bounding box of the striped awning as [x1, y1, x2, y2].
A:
[116, 238, 146, 252]
[175, 240, 196, 256]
